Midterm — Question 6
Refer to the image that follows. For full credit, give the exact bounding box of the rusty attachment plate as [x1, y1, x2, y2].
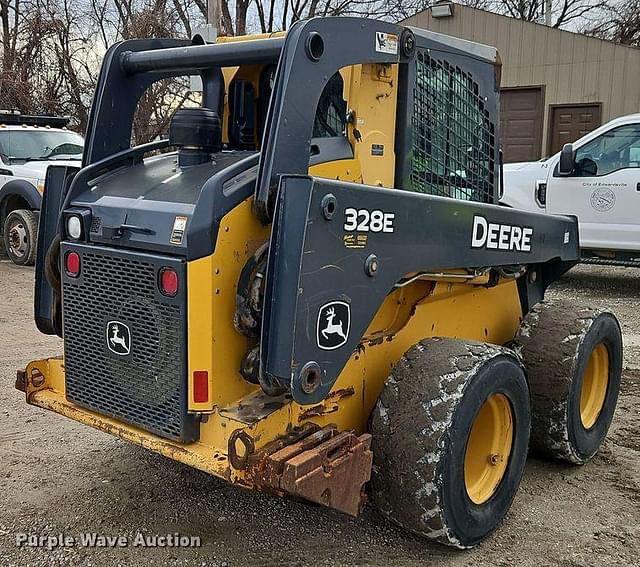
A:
[15, 369, 26, 392]
[250, 424, 373, 516]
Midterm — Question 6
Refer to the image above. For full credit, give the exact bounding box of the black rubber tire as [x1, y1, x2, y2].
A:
[3, 209, 38, 266]
[514, 300, 622, 464]
[370, 338, 531, 548]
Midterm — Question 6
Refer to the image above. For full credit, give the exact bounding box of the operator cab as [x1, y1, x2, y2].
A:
[223, 66, 351, 165]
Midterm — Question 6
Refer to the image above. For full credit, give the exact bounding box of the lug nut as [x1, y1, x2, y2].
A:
[488, 453, 503, 466]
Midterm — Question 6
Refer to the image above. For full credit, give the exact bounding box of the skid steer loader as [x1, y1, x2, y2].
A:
[17, 17, 623, 548]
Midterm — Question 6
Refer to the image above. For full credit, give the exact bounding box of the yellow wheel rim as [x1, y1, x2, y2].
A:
[464, 393, 514, 505]
[580, 343, 609, 429]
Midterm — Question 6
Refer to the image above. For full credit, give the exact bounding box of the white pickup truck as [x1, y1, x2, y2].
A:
[0, 112, 83, 265]
[500, 114, 640, 266]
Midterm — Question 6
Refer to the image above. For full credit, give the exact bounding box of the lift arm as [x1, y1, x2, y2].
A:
[259, 175, 580, 404]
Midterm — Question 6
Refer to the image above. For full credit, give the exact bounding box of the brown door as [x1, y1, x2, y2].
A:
[548, 104, 601, 155]
[500, 88, 544, 163]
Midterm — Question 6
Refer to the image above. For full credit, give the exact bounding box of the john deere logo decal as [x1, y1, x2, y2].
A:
[471, 215, 533, 252]
[317, 301, 350, 350]
[107, 320, 131, 356]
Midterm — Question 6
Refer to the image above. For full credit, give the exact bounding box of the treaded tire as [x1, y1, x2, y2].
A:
[370, 338, 531, 548]
[3, 209, 38, 266]
[514, 300, 622, 464]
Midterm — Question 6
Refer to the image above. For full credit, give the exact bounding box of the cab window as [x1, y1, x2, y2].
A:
[254, 68, 347, 148]
[408, 50, 496, 203]
[574, 124, 640, 176]
[313, 72, 347, 138]
[309, 72, 352, 165]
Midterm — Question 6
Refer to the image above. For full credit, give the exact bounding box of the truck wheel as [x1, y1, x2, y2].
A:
[514, 301, 622, 464]
[370, 338, 530, 548]
[3, 209, 38, 266]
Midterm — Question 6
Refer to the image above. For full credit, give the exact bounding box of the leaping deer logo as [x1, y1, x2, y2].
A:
[106, 321, 131, 355]
[317, 301, 350, 350]
[321, 307, 347, 341]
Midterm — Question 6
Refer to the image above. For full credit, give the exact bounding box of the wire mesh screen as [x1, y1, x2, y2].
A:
[63, 247, 198, 443]
[409, 49, 496, 203]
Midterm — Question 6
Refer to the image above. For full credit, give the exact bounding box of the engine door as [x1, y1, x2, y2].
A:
[546, 123, 640, 252]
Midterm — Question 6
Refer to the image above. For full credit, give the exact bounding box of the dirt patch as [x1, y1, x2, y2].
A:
[0, 261, 639, 566]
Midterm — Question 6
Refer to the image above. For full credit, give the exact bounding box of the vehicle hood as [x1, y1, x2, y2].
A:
[503, 160, 548, 174]
[12, 159, 81, 179]
[503, 160, 551, 186]
[501, 159, 552, 210]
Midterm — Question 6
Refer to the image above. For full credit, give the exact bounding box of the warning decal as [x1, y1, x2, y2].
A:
[170, 216, 188, 245]
[375, 32, 398, 55]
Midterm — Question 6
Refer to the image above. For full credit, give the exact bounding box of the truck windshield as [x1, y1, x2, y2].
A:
[0, 130, 84, 163]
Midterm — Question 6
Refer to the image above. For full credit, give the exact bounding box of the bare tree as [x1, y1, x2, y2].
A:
[457, 0, 608, 29]
[2, 0, 612, 145]
[41, 0, 99, 133]
[582, 0, 640, 45]
[0, 0, 61, 114]
[96, 0, 198, 142]
[0, 0, 200, 139]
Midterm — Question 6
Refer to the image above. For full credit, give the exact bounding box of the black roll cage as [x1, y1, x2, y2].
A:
[82, 36, 282, 167]
[83, 17, 506, 227]
[82, 17, 411, 223]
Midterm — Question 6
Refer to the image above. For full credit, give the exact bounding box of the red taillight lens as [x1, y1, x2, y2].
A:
[159, 268, 178, 296]
[65, 251, 81, 277]
[193, 371, 208, 403]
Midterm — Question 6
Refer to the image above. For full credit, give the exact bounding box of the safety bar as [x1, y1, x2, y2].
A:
[120, 37, 285, 74]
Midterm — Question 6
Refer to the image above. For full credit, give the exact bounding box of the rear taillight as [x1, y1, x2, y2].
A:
[65, 251, 81, 277]
[159, 267, 178, 296]
[193, 371, 208, 403]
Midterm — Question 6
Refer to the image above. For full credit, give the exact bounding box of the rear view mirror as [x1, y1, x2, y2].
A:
[558, 143, 575, 176]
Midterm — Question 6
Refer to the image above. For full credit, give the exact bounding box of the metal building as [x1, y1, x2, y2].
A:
[403, 3, 640, 162]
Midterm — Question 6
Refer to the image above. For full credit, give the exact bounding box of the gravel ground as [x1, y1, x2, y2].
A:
[0, 259, 638, 566]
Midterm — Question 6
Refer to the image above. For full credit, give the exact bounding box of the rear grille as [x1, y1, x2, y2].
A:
[62, 244, 198, 442]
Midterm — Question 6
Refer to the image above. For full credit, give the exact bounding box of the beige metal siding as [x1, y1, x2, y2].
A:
[404, 5, 640, 156]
